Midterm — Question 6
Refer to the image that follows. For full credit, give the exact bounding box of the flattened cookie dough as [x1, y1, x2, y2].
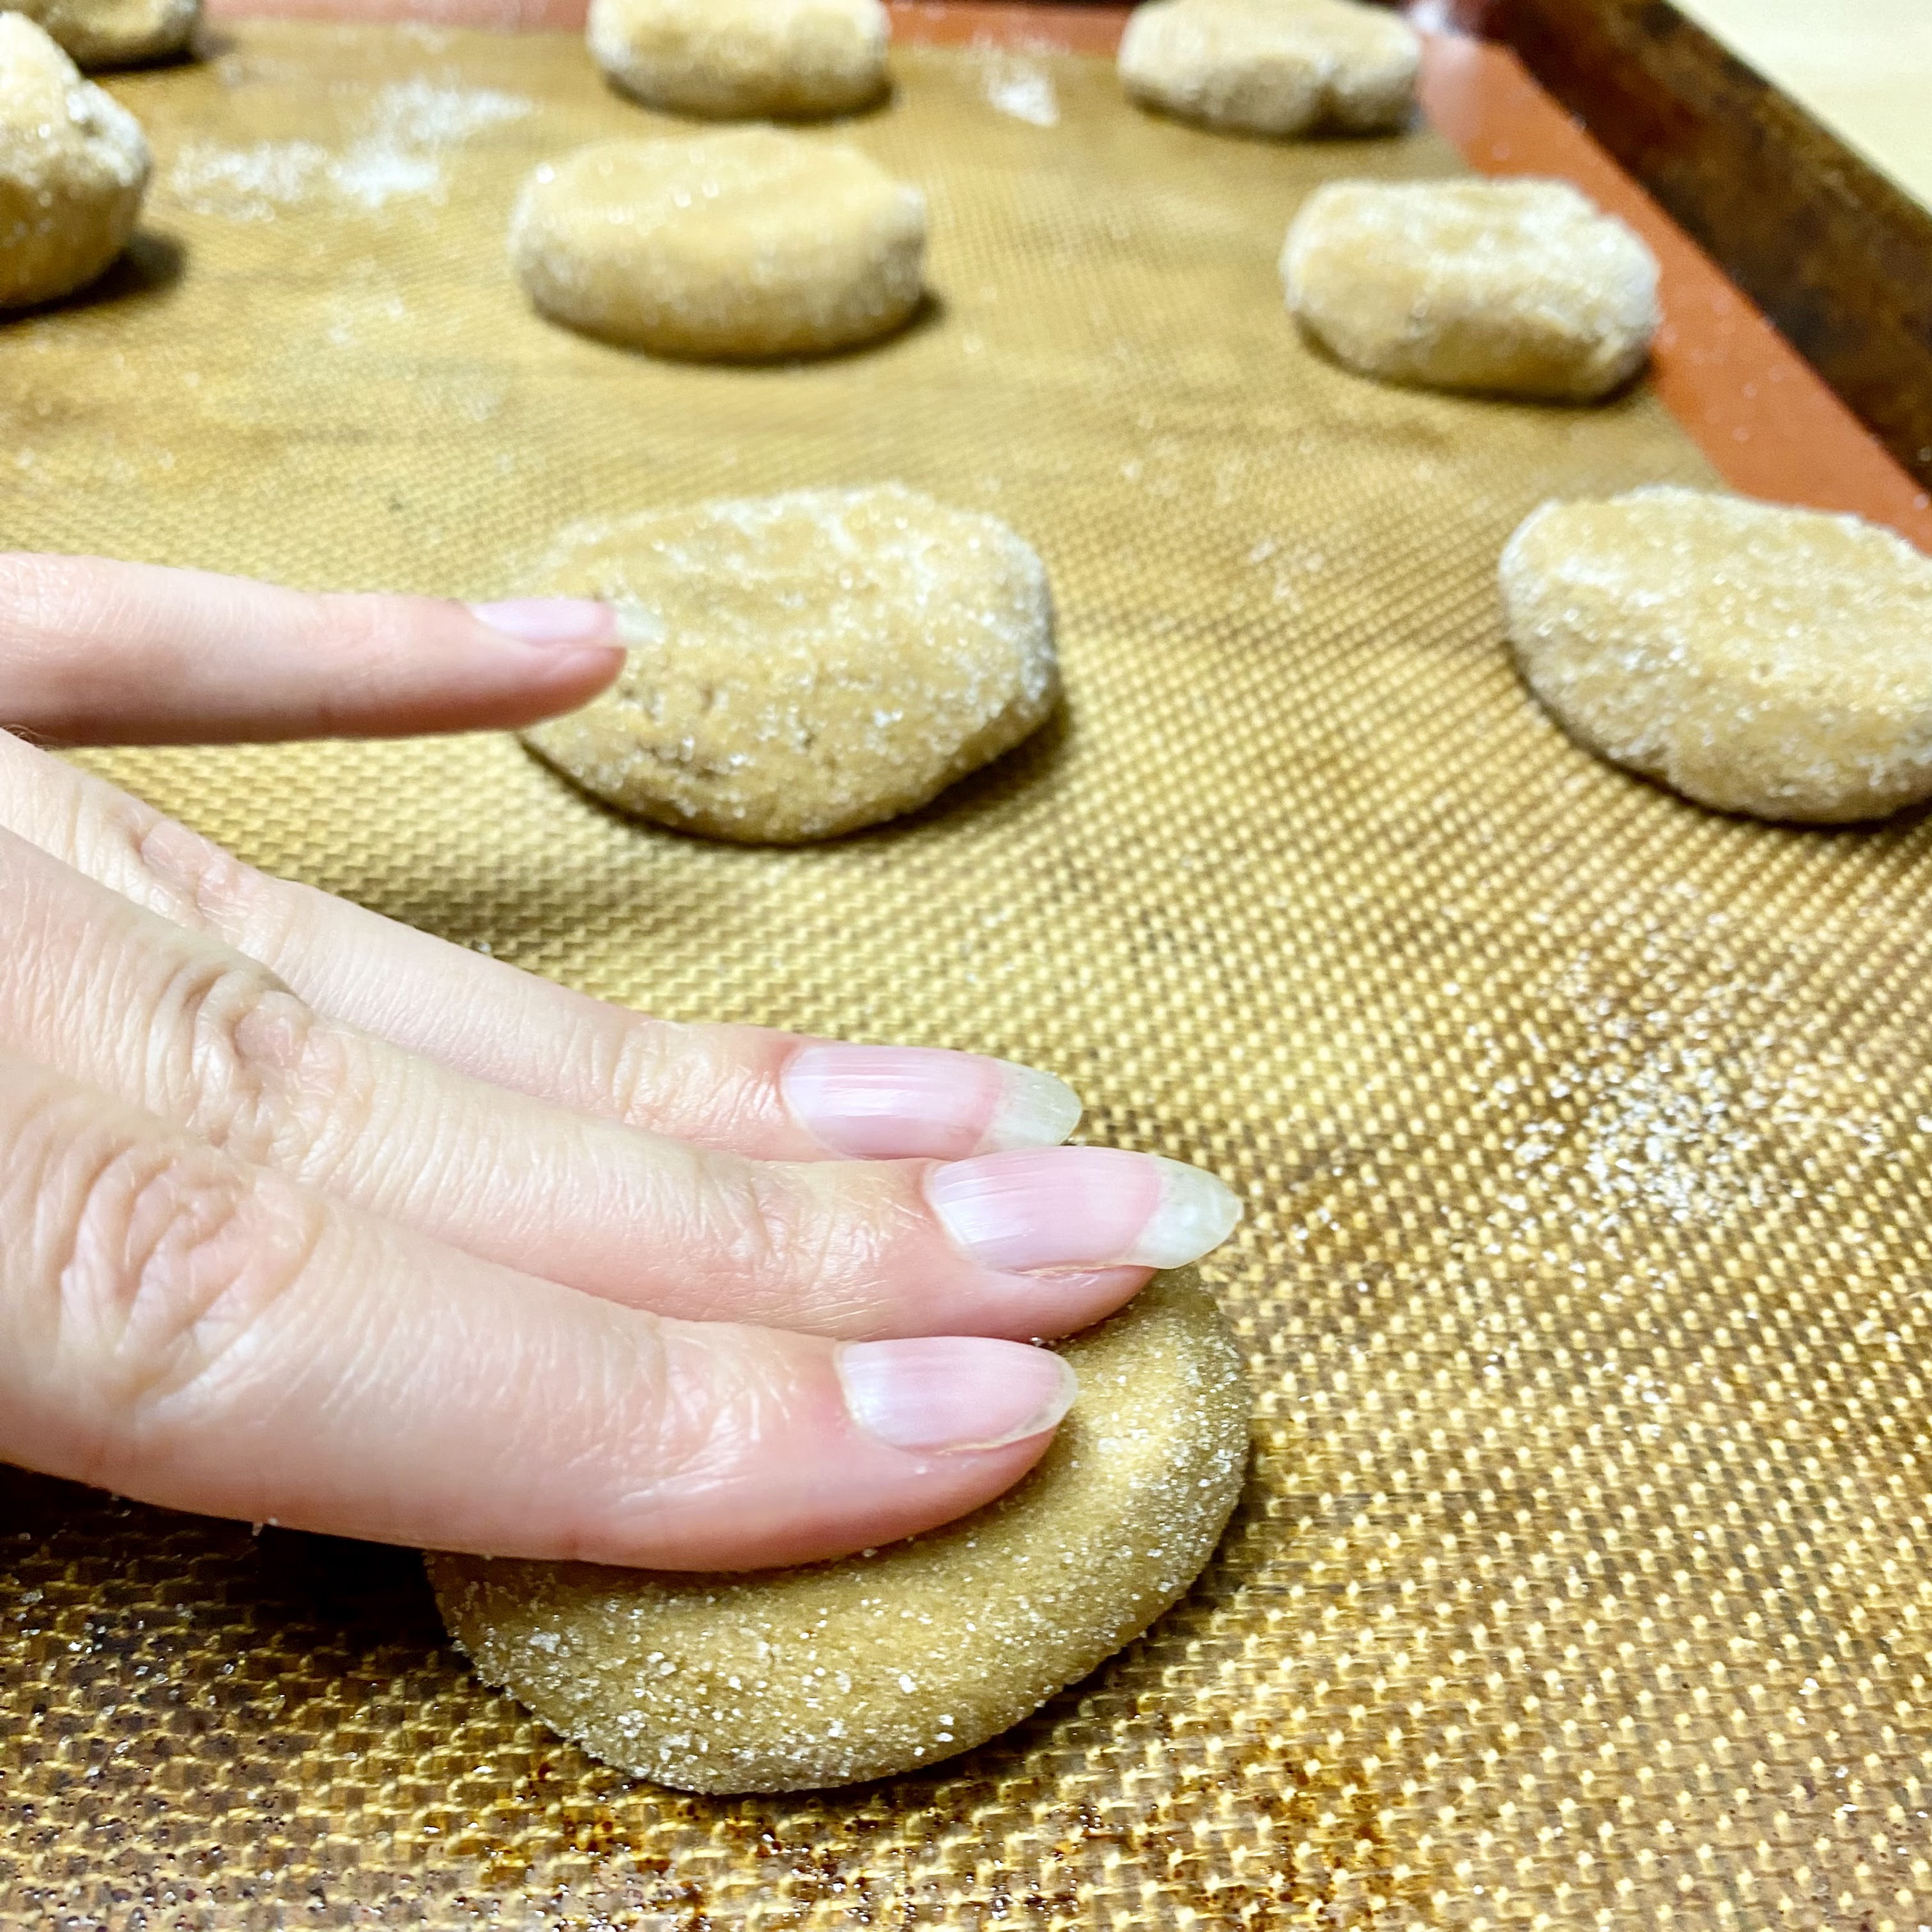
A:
[1503, 487, 1932, 823]
[588, 0, 889, 121]
[13, 0, 198, 70]
[1118, 0, 1419, 140]
[509, 128, 925, 360]
[520, 485, 1060, 844]
[1283, 179, 1659, 401]
[429, 1268, 1250, 1793]
[0, 13, 150, 310]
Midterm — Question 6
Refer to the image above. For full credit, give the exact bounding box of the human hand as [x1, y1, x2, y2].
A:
[0, 553, 1242, 1572]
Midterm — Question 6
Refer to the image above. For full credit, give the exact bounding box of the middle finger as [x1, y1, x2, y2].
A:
[0, 827, 1241, 1341]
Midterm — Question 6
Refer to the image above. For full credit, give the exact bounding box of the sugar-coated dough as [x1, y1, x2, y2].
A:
[588, 0, 888, 121]
[1283, 178, 1660, 401]
[1118, 0, 1418, 139]
[0, 14, 148, 310]
[1503, 488, 1932, 823]
[12, 0, 198, 70]
[520, 486, 1060, 844]
[429, 1269, 1250, 1793]
[510, 128, 924, 359]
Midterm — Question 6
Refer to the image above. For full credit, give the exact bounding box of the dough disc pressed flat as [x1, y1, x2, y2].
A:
[1503, 487, 1932, 823]
[1117, 0, 1419, 140]
[519, 484, 1061, 844]
[587, 0, 889, 121]
[429, 1268, 1250, 1793]
[509, 128, 925, 360]
[1282, 178, 1659, 402]
[0, 12, 150, 310]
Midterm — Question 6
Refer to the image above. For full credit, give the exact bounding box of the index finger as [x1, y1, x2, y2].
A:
[0, 552, 624, 744]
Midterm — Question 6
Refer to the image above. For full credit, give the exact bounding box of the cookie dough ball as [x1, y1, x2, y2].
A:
[1503, 488, 1932, 823]
[13, 0, 199, 70]
[510, 128, 925, 359]
[521, 485, 1060, 843]
[0, 14, 149, 311]
[1118, 0, 1419, 139]
[1284, 178, 1659, 402]
[429, 1268, 1250, 1793]
[588, 0, 888, 121]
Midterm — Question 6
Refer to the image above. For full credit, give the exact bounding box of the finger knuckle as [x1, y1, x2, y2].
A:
[130, 811, 282, 943]
[607, 1017, 734, 1134]
[598, 1015, 680, 1128]
[631, 1322, 769, 1490]
[311, 592, 454, 700]
[705, 1160, 796, 1284]
[629, 1147, 799, 1318]
[602, 1015, 775, 1146]
[157, 953, 384, 1184]
[707, 1160, 887, 1315]
[55, 1130, 325, 1439]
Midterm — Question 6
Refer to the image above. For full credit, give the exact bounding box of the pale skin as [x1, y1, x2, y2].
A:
[0, 553, 1243, 1574]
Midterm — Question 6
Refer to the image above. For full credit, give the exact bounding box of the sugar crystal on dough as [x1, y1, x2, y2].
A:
[519, 484, 1060, 844]
[1282, 178, 1659, 402]
[509, 126, 924, 360]
[588, 0, 888, 122]
[428, 1270, 1250, 1792]
[1119, 0, 1418, 139]
[1503, 487, 1932, 822]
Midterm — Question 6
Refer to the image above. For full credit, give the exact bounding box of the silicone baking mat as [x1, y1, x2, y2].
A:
[5, 23, 1931, 1929]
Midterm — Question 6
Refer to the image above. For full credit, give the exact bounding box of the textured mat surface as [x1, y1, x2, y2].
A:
[5, 22, 1931, 1930]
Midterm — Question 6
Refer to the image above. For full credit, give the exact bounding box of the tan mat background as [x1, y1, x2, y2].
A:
[4, 24, 1931, 1929]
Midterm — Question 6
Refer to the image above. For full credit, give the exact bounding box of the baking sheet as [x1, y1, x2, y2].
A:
[4, 23, 1930, 1928]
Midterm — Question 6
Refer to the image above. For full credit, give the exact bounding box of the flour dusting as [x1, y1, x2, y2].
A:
[365, 77, 531, 150]
[167, 75, 531, 218]
[330, 147, 443, 210]
[976, 47, 1059, 127]
[167, 140, 330, 220]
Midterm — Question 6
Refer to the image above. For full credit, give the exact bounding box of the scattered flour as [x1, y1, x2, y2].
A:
[166, 76, 530, 219]
[367, 76, 532, 149]
[330, 144, 443, 211]
[166, 139, 330, 221]
[974, 42, 1059, 126]
[1485, 919, 1894, 1243]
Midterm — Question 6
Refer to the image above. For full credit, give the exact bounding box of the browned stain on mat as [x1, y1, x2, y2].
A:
[4, 23, 1932, 1930]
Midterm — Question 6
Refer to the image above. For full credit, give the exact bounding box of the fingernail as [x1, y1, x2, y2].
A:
[983, 1060, 1085, 1152]
[782, 1045, 1081, 1160]
[838, 1337, 1077, 1452]
[468, 598, 618, 648]
[927, 1147, 1242, 1275]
